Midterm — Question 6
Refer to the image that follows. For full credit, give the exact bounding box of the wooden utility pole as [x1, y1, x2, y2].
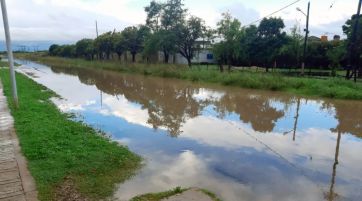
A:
[292, 98, 301, 141]
[301, 1, 310, 76]
[96, 20, 99, 38]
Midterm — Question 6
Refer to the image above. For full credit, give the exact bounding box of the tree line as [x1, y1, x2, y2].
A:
[49, 0, 361, 77]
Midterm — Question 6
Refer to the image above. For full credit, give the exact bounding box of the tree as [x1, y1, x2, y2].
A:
[327, 42, 347, 76]
[213, 41, 227, 72]
[176, 16, 204, 67]
[256, 17, 287, 71]
[145, 0, 186, 63]
[75, 39, 94, 60]
[215, 12, 243, 71]
[112, 32, 126, 60]
[276, 25, 303, 70]
[94, 32, 114, 60]
[59, 45, 76, 58]
[145, 0, 163, 32]
[243, 25, 259, 66]
[343, 14, 362, 78]
[49, 44, 60, 56]
[122, 25, 150, 63]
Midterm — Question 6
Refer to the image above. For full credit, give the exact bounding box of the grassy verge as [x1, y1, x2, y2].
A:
[200, 189, 223, 201]
[0, 69, 141, 200]
[130, 187, 222, 201]
[17, 53, 362, 100]
[130, 187, 188, 201]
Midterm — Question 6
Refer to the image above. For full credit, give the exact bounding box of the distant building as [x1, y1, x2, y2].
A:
[157, 40, 215, 65]
[308, 36, 321, 42]
[321, 35, 328, 42]
[333, 35, 341, 41]
[158, 50, 215, 65]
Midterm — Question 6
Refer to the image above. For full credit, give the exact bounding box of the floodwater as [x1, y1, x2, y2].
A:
[16, 60, 362, 201]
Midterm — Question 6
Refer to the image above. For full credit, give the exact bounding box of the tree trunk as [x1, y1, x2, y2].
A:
[124, 52, 128, 63]
[219, 64, 224, 72]
[164, 52, 169, 63]
[132, 53, 136, 63]
[187, 57, 192, 68]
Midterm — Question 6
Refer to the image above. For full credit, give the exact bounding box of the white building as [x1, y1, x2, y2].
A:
[158, 49, 215, 65]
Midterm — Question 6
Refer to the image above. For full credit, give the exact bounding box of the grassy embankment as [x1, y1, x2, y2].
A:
[18, 53, 362, 100]
[0, 69, 141, 200]
[130, 187, 222, 201]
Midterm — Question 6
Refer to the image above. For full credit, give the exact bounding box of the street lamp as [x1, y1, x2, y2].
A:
[0, 0, 18, 107]
[297, 1, 310, 76]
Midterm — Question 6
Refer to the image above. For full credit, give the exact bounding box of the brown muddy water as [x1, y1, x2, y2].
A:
[17, 60, 362, 201]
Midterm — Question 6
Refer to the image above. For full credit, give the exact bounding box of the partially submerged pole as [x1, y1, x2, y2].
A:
[0, 0, 18, 107]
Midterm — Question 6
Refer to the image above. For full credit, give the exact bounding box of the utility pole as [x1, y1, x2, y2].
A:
[300, 1, 310, 76]
[347, 0, 361, 82]
[96, 20, 102, 107]
[95, 20, 99, 38]
[1, 0, 18, 107]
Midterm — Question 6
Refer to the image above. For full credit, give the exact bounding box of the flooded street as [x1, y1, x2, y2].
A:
[17, 60, 362, 201]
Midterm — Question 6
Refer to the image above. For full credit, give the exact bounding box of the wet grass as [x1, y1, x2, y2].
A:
[130, 187, 222, 201]
[0, 60, 8, 67]
[130, 187, 187, 201]
[0, 69, 141, 200]
[200, 189, 223, 201]
[17, 53, 362, 100]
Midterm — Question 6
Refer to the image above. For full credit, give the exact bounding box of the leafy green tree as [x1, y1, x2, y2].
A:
[145, 0, 186, 63]
[215, 12, 243, 71]
[145, 1, 163, 32]
[243, 25, 258, 66]
[49, 44, 61, 56]
[327, 42, 347, 76]
[112, 32, 125, 60]
[305, 40, 331, 69]
[94, 32, 114, 60]
[256, 17, 287, 71]
[343, 14, 362, 78]
[122, 25, 150, 63]
[176, 16, 204, 67]
[213, 41, 227, 72]
[277, 25, 303, 69]
[75, 39, 94, 60]
[59, 45, 76, 58]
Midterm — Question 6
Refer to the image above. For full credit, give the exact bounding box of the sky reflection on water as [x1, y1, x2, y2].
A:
[17, 60, 362, 201]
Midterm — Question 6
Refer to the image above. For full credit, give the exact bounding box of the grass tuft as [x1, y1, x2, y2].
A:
[130, 187, 187, 201]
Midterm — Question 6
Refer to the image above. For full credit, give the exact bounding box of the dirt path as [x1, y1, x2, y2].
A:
[0, 81, 38, 201]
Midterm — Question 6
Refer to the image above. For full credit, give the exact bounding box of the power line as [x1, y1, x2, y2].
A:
[245, 0, 303, 27]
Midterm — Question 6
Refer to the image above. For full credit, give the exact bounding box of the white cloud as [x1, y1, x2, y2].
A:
[0, 0, 357, 40]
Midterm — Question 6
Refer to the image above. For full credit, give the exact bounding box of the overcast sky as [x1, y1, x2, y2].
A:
[0, 0, 358, 41]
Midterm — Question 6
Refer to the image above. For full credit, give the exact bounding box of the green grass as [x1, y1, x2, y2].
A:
[130, 187, 187, 201]
[16, 53, 362, 100]
[200, 189, 223, 201]
[0, 69, 141, 200]
[0, 60, 8, 67]
[130, 187, 222, 201]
